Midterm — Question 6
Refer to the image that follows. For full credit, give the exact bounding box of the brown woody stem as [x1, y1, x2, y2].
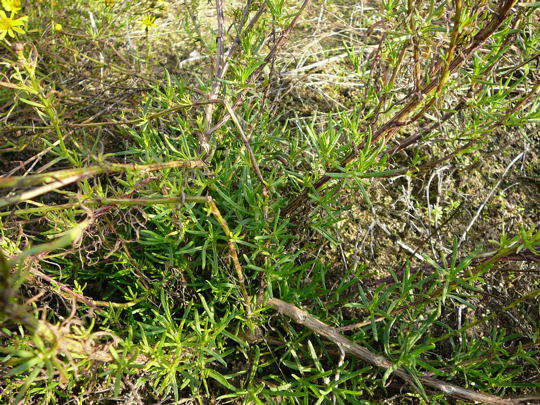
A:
[269, 297, 519, 404]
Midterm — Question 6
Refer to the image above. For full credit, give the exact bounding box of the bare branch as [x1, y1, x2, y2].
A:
[207, 0, 314, 137]
[223, 101, 268, 198]
[269, 297, 519, 404]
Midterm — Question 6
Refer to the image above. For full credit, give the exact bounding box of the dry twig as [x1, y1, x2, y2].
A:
[269, 297, 520, 404]
[200, 1, 268, 154]
[207, 0, 314, 137]
[223, 101, 268, 198]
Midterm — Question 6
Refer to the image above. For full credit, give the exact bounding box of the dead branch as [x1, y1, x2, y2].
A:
[200, 0, 227, 155]
[207, 0, 314, 137]
[223, 101, 268, 197]
[201, 1, 268, 154]
[268, 297, 520, 404]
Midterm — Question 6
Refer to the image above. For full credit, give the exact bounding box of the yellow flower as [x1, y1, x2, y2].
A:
[54, 23, 62, 31]
[1, 0, 22, 13]
[104, 0, 116, 5]
[0, 10, 26, 40]
[140, 14, 156, 30]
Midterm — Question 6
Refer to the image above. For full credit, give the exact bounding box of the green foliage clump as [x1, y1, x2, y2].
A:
[1, 0, 539, 403]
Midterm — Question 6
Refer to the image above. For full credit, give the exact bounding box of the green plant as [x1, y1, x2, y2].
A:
[1, 0, 538, 403]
